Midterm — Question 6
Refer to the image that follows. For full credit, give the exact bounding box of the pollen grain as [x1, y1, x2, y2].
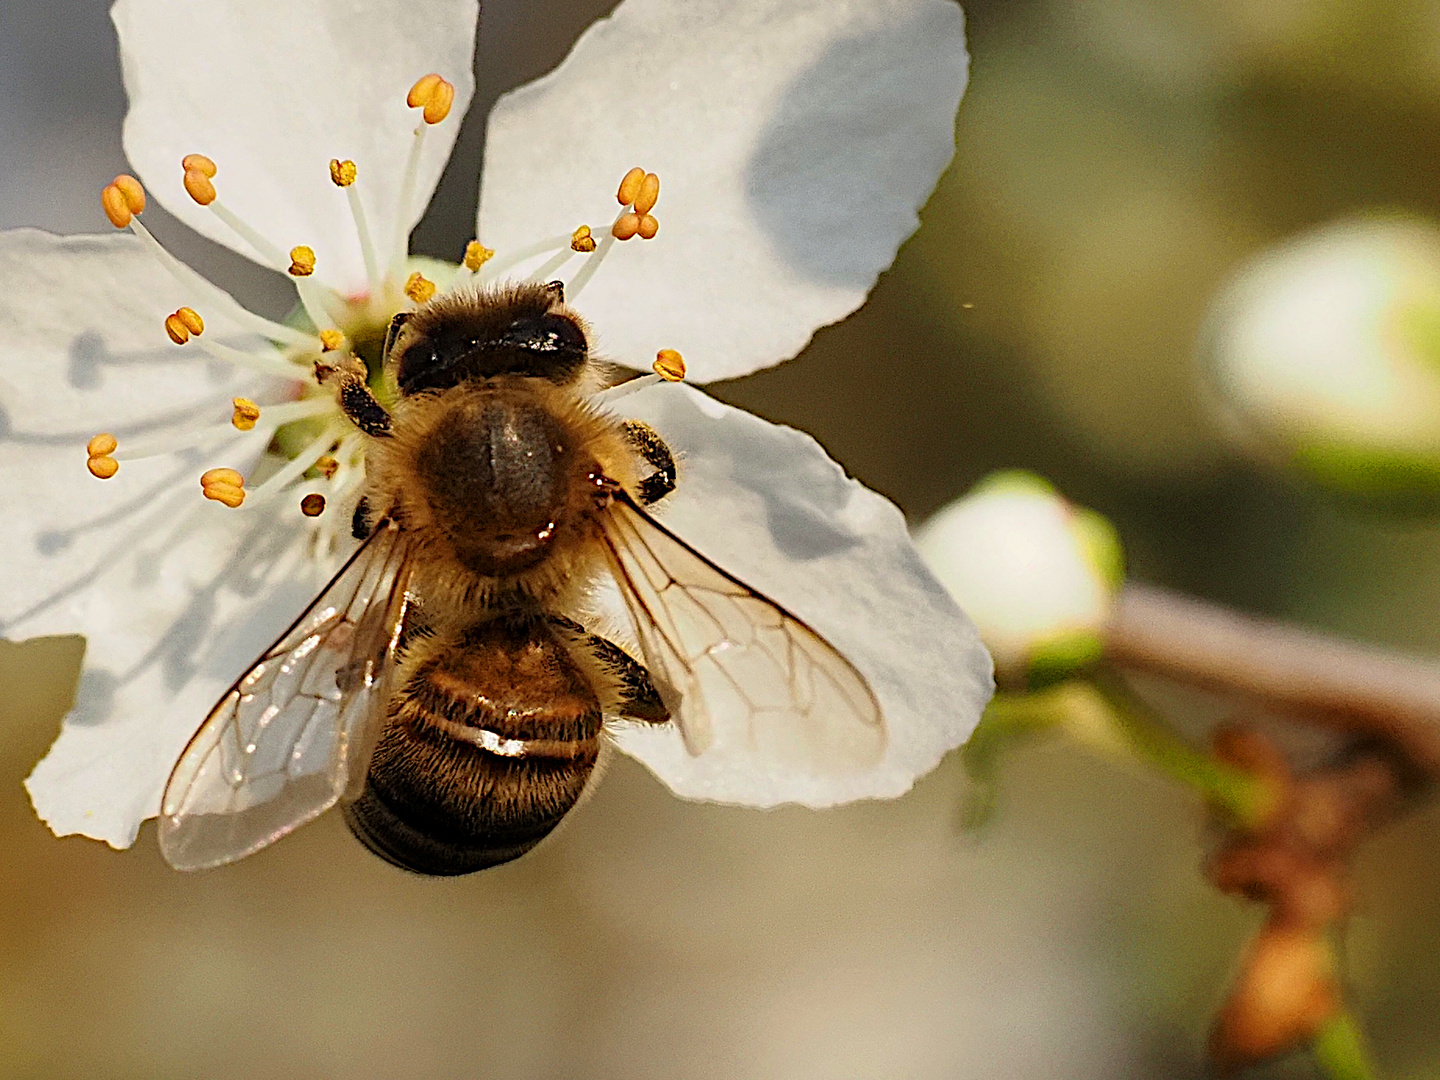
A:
[634, 172, 660, 215]
[654, 349, 686, 381]
[407, 73, 455, 124]
[571, 225, 597, 253]
[612, 213, 642, 241]
[288, 246, 317, 277]
[200, 467, 246, 508]
[463, 240, 494, 271]
[617, 167, 645, 206]
[231, 398, 261, 431]
[405, 271, 437, 303]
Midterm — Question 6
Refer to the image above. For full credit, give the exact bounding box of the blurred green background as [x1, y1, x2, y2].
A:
[3, 0, 1439, 1076]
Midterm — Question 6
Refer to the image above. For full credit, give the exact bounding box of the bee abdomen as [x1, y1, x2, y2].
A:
[343, 617, 604, 876]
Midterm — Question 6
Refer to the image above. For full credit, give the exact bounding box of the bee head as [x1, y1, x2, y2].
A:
[390, 281, 589, 395]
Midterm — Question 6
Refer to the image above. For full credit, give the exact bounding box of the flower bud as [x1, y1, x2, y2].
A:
[916, 472, 1124, 686]
[1210, 925, 1339, 1068]
[1203, 216, 1440, 504]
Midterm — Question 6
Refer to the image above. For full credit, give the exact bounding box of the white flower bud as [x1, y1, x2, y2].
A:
[1203, 216, 1440, 502]
[916, 472, 1124, 686]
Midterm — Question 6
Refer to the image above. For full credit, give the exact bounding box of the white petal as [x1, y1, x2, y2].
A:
[115, 0, 478, 295]
[479, 0, 967, 382]
[603, 383, 993, 806]
[0, 228, 335, 847]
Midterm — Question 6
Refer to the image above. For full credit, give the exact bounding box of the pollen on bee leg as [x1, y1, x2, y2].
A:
[288, 246, 317, 277]
[164, 307, 205, 345]
[86, 433, 120, 479]
[464, 240, 495, 272]
[231, 398, 261, 431]
[571, 225, 597, 253]
[200, 467, 246, 508]
[405, 271, 437, 303]
[300, 493, 326, 517]
[319, 329, 345, 352]
[653, 349, 686, 381]
[406, 73, 455, 125]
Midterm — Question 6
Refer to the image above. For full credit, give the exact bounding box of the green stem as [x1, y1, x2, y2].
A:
[1086, 674, 1275, 828]
[1312, 1010, 1379, 1080]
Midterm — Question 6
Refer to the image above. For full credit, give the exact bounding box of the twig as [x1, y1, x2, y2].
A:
[1104, 583, 1440, 775]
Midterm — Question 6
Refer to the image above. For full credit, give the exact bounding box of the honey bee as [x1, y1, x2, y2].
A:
[158, 281, 884, 875]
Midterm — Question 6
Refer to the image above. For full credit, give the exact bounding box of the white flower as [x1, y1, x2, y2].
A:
[1, 0, 991, 851]
[916, 473, 1123, 685]
[1203, 215, 1440, 502]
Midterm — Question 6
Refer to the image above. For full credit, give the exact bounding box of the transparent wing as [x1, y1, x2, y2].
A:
[158, 521, 414, 870]
[598, 493, 884, 773]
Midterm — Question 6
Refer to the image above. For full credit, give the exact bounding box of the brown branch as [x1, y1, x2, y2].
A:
[1104, 582, 1440, 775]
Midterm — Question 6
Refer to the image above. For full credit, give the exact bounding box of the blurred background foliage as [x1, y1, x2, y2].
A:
[2, 0, 1439, 1076]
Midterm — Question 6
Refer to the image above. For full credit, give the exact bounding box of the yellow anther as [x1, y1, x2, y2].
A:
[183, 168, 216, 206]
[406, 73, 455, 124]
[200, 467, 245, 508]
[571, 225, 597, 253]
[654, 349, 686, 381]
[405, 271, 437, 303]
[165, 311, 197, 345]
[319, 329, 345, 352]
[329, 158, 357, 187]
[113, 175, 145, 214]
[288, 246, 317, 277]
[617, 167, 646, 206]
[86, 434, 122, 479]
[315, 456, 340, 479]
[181, 154, 217, 178]
[612, 213, 642, 241]
[101, 175, 147, 228]
[300, 493, 327, 517]
[175, 307, 204, 335]
[87, 455, 119, 480]
[634, 173, 660, 216]
[231, 398, 261, 431]
[463, 240, 494, 271]
[636, 214, 659, 240]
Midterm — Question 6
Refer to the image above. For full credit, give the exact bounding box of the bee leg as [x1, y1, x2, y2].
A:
[621, 420, 676, 506]
[316, 356, 392, 438]
[382, 312, 410, 364]
[549, 615, 669, 723]
[351, 496, 371, 540]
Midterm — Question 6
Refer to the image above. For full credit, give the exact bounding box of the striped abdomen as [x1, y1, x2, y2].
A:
[343, 614, 602, 876]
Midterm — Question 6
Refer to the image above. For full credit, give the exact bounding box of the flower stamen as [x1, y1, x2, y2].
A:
[101, 175, 146, 228]
[390, 74, 456, 283]
[179, 155, 340, 332]
[319, 329, 345, 352]
[654, 349, 686, 381]
[288, 246, 317, 277]
[200, 467, 246, 508]
[404, 272, 437, 303]
[231, 398, 261, 430]
[86, 433, 120, 479]
[330, 158, 383, 297]
[464, 240, 495, 272]
[300, 493, 327, 517]
[571, 225, 597, 253]
[113, 397, 335, 462]
[164, 307, 205, 345]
